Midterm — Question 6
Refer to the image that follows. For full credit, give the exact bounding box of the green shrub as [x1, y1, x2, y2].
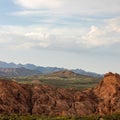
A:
[0, 114, 120, 120]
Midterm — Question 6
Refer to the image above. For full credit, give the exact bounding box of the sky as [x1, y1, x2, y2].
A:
[0, 0, 120, 74]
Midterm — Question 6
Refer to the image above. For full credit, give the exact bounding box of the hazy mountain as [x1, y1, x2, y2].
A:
[36, 66, 65, 74]
[0, 61, 17, 68]
[0, 68, 41, 77]
[0, 61, 102, 77]
[72, 69, 102, 78]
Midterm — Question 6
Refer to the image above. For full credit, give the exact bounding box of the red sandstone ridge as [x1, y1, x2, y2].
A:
[0, 72, 120, 116]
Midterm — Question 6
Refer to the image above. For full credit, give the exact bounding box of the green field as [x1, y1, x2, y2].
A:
[0, 114, 120, 120]
[10, 74, 102, 90]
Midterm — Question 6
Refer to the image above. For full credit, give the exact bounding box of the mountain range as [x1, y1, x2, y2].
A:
[0, 61, 102, 77]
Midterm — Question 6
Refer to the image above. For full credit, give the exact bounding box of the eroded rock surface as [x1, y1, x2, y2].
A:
[94, 72, 120, 115]
[0, 72, 120, 116]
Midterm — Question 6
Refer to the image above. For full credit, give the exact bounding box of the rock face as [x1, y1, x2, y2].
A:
[0, 72, 120, 116]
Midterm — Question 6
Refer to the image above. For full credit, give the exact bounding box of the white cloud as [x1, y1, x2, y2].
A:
[13, 0, 120, 15]
[13, 0, 63, 9]
[11, 0, 120, 31]
[0, 17, 120, 51]
[25, 32, 49, 41]
[77, 18, 120, 48]
[80, 26, 105, 46]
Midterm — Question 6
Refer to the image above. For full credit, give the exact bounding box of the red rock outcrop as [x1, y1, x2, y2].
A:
[0, 72, 120, 116]
[0, 80, 31, 115]
[94, 72, 120, 115]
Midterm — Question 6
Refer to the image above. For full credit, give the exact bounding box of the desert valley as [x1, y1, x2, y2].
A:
[0, 62, 119, 119]
[0, 0, 120, 119]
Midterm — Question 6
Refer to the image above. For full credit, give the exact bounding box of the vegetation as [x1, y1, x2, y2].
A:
[0, 114, 120, 120]
[9, 74, 101, 90]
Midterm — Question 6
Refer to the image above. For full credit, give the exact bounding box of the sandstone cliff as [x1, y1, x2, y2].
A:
[0, 72, 119, 116]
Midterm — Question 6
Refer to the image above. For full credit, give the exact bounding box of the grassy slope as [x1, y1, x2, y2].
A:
[0, 114, 120, 120]
[10, 74, 101, 90]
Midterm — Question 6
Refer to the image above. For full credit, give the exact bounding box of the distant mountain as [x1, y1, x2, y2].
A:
[0, 61, 17, 68]
[72, 69, 102, 78]
[0, 68, 41, 77]
[0, 61, 102, 77]
[35, 66, 65, 74]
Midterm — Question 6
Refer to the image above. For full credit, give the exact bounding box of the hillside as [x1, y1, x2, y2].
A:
[0, 72, 119, 116]
[48, 70, 81, 77]
[14, 70, 101, 90]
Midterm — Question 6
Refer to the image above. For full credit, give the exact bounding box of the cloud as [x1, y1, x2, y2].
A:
[11, 0, 120, 30]
[12, 0, 120, 15]
[0, 17, 120, 52]
[77, 18, 120, 48]
[13, 0, 63, 9]
[10, 0, 120, 31]
[25, 32, 49, 41]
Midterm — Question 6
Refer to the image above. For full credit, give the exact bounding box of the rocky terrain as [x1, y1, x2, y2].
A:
[0, 72, 119, 116]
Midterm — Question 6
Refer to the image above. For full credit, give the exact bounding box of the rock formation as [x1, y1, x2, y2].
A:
[0, 72, 119, 116]
[94, 72, 120, 115]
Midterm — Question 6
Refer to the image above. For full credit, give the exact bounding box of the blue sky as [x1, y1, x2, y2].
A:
[0, 0, 120, 73]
